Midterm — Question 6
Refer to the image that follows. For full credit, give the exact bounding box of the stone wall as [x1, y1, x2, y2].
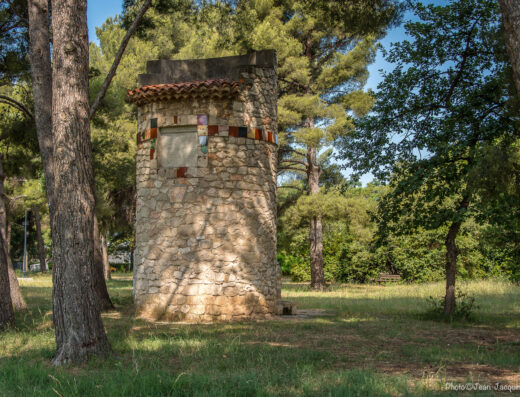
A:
[132, 51, 281, 321]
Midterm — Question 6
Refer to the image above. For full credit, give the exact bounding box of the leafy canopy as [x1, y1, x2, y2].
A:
[339, 0, 519, 232]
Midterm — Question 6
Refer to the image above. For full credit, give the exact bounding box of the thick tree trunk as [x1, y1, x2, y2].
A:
[101, 234, 111, 280]
[307, 145, 325, 290]
[129, 243, 135, 273]
[0, 238, 14, 329]
[93, 214, 113, 309]
[443, 220, 461, 317]
[0, 160, 27, 311]
[443, 195, 470, 318]
[499, 0, 520, 99]
[0, 156, 15, 329]
[32, 205, 47, 273]
[27, 0, 55, 215]
[50, 0, 111, 365]
[8, 263, 27, 311]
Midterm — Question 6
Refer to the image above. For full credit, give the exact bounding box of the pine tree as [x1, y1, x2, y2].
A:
[233, 0, 397, 289]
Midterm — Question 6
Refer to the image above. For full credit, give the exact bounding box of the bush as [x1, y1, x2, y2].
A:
[424, 290, 480, 321]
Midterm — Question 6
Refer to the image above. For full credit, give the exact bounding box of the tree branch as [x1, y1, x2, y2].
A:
[278, 166, 307, 174]
[89, 0, 153, 119]
[5, 0, 29, 27]
[278, 77, 310, 93]
[315, 37, 347, 70]
[281, 159, 309, 167]
[0, 96, 34, 120]
[444, 20, 479, 106]
[280, 147, 307, 157]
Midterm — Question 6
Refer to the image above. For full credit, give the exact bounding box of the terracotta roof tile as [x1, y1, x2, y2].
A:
[127, 79, 241, 105]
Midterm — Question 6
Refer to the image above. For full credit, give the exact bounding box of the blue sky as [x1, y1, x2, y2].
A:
[87, 1, 123, 44]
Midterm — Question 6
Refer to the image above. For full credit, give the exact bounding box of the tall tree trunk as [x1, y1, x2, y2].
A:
[32, 205, 47, 272]
[7, 258, 27, 311]
[50, 0, 111, 365]
[101, 234, 111, 280]
[27, 0, 55, 215]
[0, 236, 14, 330]
[443, 195, 470, 318]
[129, 242, 135, 273]
[307, 144, 325, 290]
[93, 214, 113, 309]
[443, 220, 461, 317]
[0, 156, 15, 329]
[0, 160, 27, 311]
[499, 0, 520, 99]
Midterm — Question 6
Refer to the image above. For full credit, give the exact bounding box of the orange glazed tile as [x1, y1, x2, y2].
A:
[268, 131, 273, 143]
[150, 128, 158, 139]
[229, 126, 239, 137]
[255, 128, 262, 140]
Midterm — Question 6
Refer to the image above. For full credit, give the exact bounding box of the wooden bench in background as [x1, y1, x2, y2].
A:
[376, 273, 401, 284]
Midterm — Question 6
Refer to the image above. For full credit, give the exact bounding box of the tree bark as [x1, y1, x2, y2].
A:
[0, 159, 27, 311]
[93, 214, 113, 309]
[7, 258, 27, 311]
[50, 0, 111, 365]
[443, 195, 470, 318]
[32, 205, 47, 272]
[499, 0, 520, 100]
[101, 234, 111, 280]
[0, 156, 15, 329]
[443, 220, 461, 317]
[27, 0, 55, 216]
[307, 145, 326, 290]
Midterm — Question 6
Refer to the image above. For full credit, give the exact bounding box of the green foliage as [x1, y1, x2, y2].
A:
[340, 0, 518, 232]
[0, 0, 29, 85]
[278, 180, 519, 284]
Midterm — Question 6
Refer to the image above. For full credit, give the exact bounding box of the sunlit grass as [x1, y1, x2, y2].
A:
[0, 274, 518, 396]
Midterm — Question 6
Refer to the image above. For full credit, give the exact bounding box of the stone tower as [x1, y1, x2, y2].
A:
[128, 50, 281, 321]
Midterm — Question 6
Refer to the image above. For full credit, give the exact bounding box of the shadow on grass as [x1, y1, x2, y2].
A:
[4, 278, 519, 397]
[0, 341, 454, 397]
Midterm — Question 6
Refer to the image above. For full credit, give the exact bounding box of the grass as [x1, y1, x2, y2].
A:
[1, 275, 519, 396]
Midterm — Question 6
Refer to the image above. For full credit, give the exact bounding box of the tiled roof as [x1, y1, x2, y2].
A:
[127, 79, 241, 105]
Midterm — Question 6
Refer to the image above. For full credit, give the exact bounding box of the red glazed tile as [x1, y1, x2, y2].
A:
[174, 115, 178, 124]
[208, 125, 219, 136]
[150, 128, 158, 139]
[268, 131, 273, 143]
[176, 167, 187, 178]
[255, 128, 262, 140]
